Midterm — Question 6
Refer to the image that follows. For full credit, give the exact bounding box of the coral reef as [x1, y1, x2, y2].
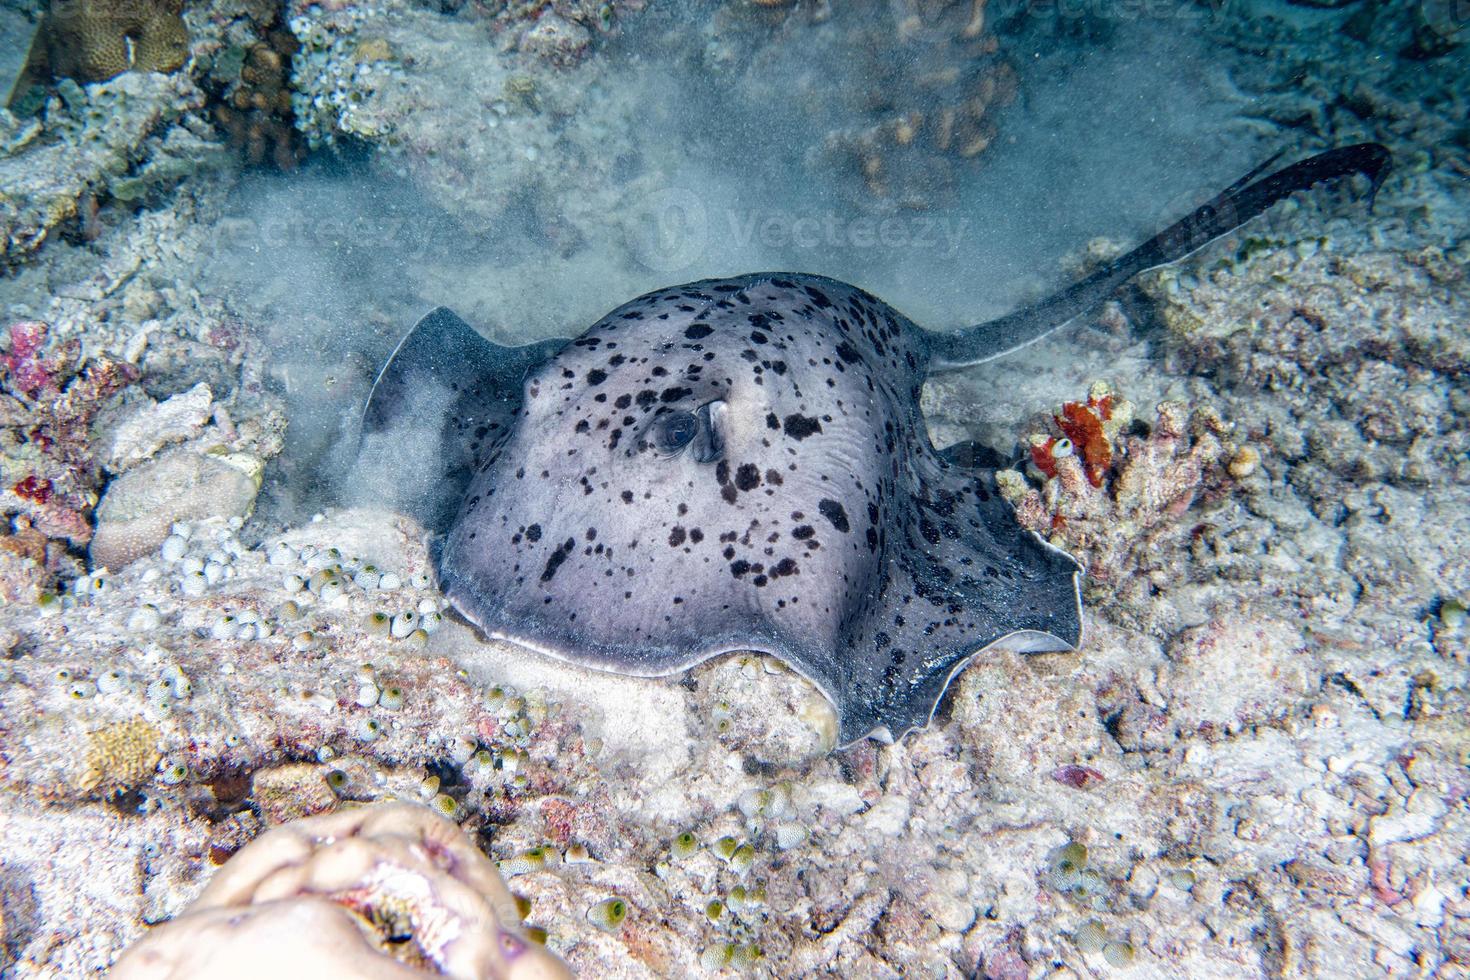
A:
[0, 71, 215, 264]
[0, 318, 138, 591]
[14, 0, 188, 93]
[994, 381, 1241, 632]
[286, 4, 405, 148]
[708, 0, 1017, 209]
[112, 803, 572, 978]
[194, 6, 303, 170]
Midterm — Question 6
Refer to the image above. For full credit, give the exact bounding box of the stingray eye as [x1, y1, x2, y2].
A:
[656, 411, 700, 455]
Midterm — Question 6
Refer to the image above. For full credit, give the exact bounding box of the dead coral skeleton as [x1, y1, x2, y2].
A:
[111, 803, 573, 979]
[996, 382, 1239, 617]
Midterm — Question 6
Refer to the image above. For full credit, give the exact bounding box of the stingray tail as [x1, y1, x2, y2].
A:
[925, 142, 1392, 372]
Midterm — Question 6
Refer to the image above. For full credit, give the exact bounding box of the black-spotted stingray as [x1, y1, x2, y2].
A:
[362, 144, 1389, 745]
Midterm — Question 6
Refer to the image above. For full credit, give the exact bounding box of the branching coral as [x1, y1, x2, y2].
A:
[112, 803, 572, 979]
[996, 382, 1246, 626]
[199, 18, 303, 169]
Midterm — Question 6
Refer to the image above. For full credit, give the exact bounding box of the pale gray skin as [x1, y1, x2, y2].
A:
[373, 276, 1081, 745]
[360, 146, 1389, 745]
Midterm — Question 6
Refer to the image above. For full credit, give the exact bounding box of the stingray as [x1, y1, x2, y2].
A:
[361, 143, 1389, 746]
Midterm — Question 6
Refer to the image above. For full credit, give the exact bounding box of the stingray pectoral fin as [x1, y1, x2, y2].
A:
[926, 142, 1393, 370]
[357, 307, 568, 531]
[830, 462, 1083, 747]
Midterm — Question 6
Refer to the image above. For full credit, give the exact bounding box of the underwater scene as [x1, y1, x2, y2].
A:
[0, 0, 1467, 975]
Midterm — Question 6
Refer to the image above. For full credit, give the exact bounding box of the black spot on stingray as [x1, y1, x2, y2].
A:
[668, 526, 687, 547]
[723, 545, 736, 560]
[835, 342, 861, 365]
[818, 499, 850, 533]
[586, 369, 608, 386]
[526, 524, 543, 543]
[766, 412, 780, 430]
[783, 414, 823, 440]
[721, 485, 738, 505]
[684, 324, 713, 340]
[735, 464, 761, 492]
[661, 386, 693, 403]
[636, 390, 658, 408]
[730, 559, 751, 577]
[621, 491, 634, 503]
[614, 393, 632, 409]
[539, 537, 575, 583]
[749, 330, 768, 344]
[773, 557, 798, 576]
[689, 528, 704, 543]
[765, 469, 783, 485]
[919, 518, 940, 546]
[792, 525, 814, 540]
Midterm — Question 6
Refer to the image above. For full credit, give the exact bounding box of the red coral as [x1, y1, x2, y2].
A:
[1029, 436, 1058, 479]
[1055, 399, 1112, 488]
[13, 475, 52, 504]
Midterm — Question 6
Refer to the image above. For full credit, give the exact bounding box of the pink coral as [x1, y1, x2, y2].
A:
[0, 320, 138, 561]
[2, 321, 59, 398]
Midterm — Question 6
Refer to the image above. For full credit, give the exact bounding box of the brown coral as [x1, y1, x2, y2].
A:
[17, 0, 187, 90]
[74, 718, 163, 796]
[206, 28, 303, 170]
[825, 0, 1015, 206]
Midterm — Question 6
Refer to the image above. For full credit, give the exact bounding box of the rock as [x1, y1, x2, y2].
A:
[1163, 618, 1313, 736]
[101, 383, 214, 473]
[250, 763, 338, 826]
[519, 13, 591, 67]
[950, 652, 1107, 783]
[90, 449, 261, 569]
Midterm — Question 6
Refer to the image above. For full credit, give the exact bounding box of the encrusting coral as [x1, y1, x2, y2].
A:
[0, 319, 138, 592]
[111, 803, 573, 980]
